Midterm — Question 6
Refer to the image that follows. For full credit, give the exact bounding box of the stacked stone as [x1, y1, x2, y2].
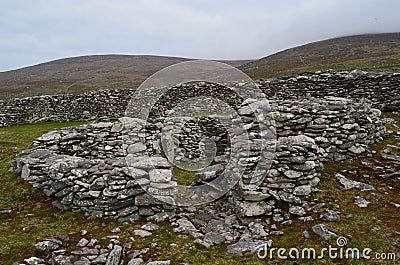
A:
[33, 122, 124, 159]
[271, 97, 385, 161]
[0, 89, 133, 127]
[258, 70, 400, 111]
[2, 70, 400, 128]
[10, 96, 387, 220]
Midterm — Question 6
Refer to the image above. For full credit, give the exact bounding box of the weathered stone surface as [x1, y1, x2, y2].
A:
[105, 245, 123, 265]
[226, 241, 261, 256]
[35, 239, 62, 251]
[312, 224, 338, 240]
[293, 185, 312, 196]
[127, 258, 144, 265]
[289, 206, 306, 216]
[24, 257, 46, 265]
[149, 169, 173, 183]
[320, 210, 341, 222]
[146, 261, 171, 265]
[134, 229, 153, 238]
[335, 173, 375, 191]
[355, 196, 371, 208]
[235, 201, 272, 217]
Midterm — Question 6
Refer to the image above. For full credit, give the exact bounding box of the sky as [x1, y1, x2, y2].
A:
[1, 0, 400, 72]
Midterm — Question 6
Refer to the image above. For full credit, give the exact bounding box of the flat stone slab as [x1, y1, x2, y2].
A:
[335, 173, 375, 191]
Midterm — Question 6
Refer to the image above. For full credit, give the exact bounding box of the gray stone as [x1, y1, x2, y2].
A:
[293, 185, 312, 196]
[302, 230, 310, 239]
[235, 201, 272, 217]
[127, 143, 147, 154]
[278, 191, 302, 204]
[24, 257, 46, 265]
[173, 218, 201, 237]
[141, 222, 160, 231]
[203, 232, 226, 244]
[92, 253, 108, 264]
[35, 239, 61, 251]
[242, 190, 271, 201]
[105, 245, 123, 265]
[149, 169, 172, 183]
[289, 206, 306, 216]
[284, 170, 302, 179]
[134, 229, 153, 238]
[311, 224, 338, 240]
[348, 145, 366, 154]
[335, 173, 375, 191]
[320, 210, 341, 222]
[226, 241, 261, 256]
[52, 255, 72, 265]
[355, 196, 370, 208]
[146, 261, 171, 265]
[127, 258, 144, 265]
[76, 238, 89, 247]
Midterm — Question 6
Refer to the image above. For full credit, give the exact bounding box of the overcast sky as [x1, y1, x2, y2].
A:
[1, 0, 400, 72]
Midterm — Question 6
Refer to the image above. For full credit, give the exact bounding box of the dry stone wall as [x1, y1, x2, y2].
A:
[10, 95, 386, 220]
[259, 70, 400, 111]
[1, 70, 400, 127]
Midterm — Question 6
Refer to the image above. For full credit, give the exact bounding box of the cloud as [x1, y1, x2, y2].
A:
[0, 0, 400, 71]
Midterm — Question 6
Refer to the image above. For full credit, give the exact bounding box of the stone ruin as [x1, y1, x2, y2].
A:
[10, 80, 387, 223]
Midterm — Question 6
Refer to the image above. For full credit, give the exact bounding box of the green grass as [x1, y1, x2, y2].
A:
[0, 118, 399, 264]
[172, 167, 197, 186]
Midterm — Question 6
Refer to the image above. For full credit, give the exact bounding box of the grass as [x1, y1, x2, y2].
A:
[0, 116, 399, 264]
[172, 167, 196, 186]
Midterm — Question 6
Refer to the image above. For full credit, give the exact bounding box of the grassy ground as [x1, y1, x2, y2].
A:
[0, 117, 399, 264]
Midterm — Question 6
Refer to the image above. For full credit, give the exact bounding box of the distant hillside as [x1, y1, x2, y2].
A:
[240, 33, 400, 79]
[1, 33, 400, 99]
[0, 55, 251, 99]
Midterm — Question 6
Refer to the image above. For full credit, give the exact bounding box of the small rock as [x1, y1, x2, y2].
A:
[87, 238, 99, 247]
[90, 254, 107, 263]
[391, 202, 400, 208]
[127, 258, 144, 265]
[128, 248, 150, 259]
[35, 239, 61, 251]
[281, 220, 292, 226]
[141, 222, 160, 231]
[320, 210, 341, 222]
[298, 216, 314, 222]
[111, 227, 121, 233]
[312, 224, 338, 240]
[269, 231, 284, 236]
[24, 257, 45, 265]
[355, 196, 370, 208]
[289, 206, 306, 216]
[335, 173, 375, 191]
[105, 245, 123, 265]
[203, 232, 226, 244]
[134, 229, 152, 238]
[293, 185, 312, 196]
[193, 238, 213, 248]
[173, 218, 202, 237]
[226, 241, 261, 256]
[302, 230, 310, 239]
[51, 255, 72, 265]
[76, 238, 89, 247]
[146, 261, 171, 265]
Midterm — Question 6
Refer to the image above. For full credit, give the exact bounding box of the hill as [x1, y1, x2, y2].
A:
[0, 55, 251, 99]
[240, 32, 400, 79]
